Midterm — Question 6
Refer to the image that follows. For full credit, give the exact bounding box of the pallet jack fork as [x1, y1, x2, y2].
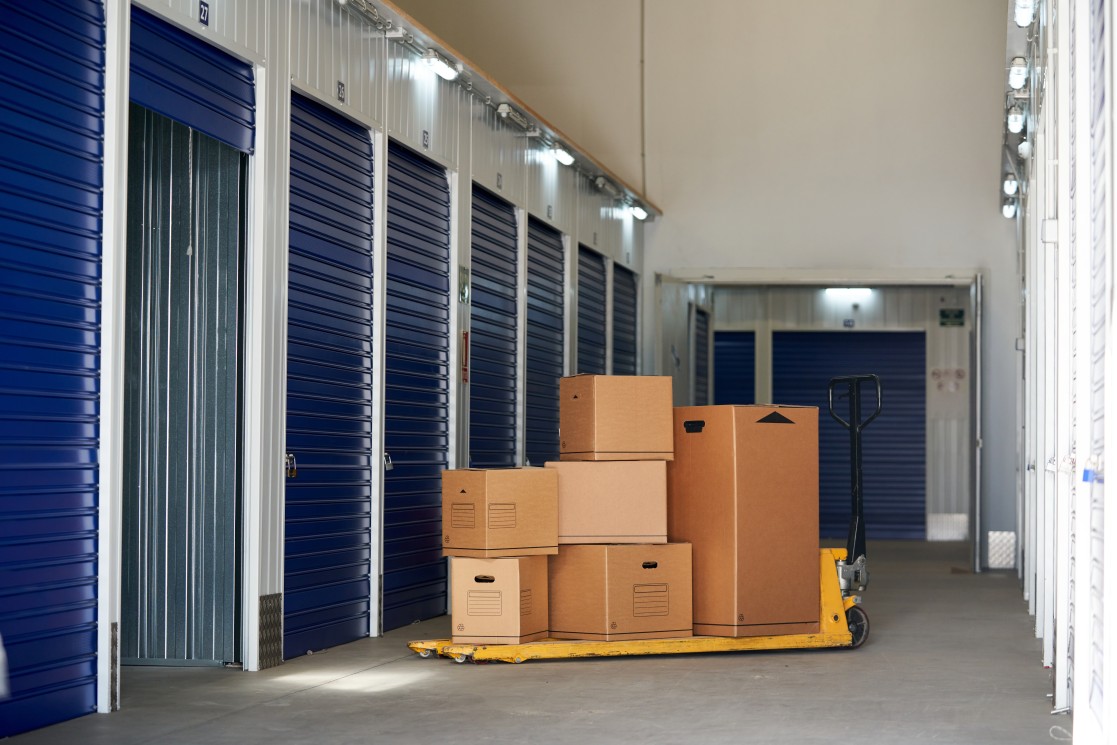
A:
[410, 376, 882, 664]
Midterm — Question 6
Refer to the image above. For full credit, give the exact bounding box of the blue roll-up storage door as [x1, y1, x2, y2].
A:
[382, 142, 451, 630]
[130, 6, 254, 153]
[772, 331, 926, 539]
[0, 2, 103, 736]
[469, 187, 518, 468]
[525, 218, 565, 466]
[713, 331, 755, 405]
[694, 308, 710, 405]
[577, 246, 607, 374]
[612, 265, 638, 375]
[284, 94, 374, 658]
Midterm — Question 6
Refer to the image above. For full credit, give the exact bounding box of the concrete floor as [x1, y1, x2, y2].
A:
[13, 541, 1064, 745]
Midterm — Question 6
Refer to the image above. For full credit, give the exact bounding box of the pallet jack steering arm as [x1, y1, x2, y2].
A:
[827, 374, 881, 593]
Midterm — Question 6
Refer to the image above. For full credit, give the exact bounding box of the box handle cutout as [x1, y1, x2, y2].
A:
[642, 561, 658, 569]
[474, 575, 496, 583]
[683, 420, 705, 433]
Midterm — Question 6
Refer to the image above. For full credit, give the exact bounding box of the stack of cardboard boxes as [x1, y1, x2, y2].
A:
[441, 374, 820, 645]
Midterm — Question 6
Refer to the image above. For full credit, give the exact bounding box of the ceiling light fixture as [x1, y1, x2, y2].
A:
[824, 288, 873, 301]
[1014, 0, 1036, 27]
[1002, 199, 1018, 219]
[1003, 172, 1019, 196]
[422, 49, 459, 81]
[1008, 57, 1028, 90]
[1018, 139, 1033, 159]
[1007, 105, 1025, 134]
[594, 176, 620, 198]
[496, 103, 531, 130]
[630, 204, 648, 221]
[552, 145, 575, 166]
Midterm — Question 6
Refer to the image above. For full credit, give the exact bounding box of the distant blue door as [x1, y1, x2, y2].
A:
[382, 142, 451, 630]
[524, 218, 565, 466]
[284, 94, 374, 658]
[713, 331, 756, 405]
[469, 187, 519, 468]
[0, 1, 104, 735]
[577, 246, 607, 374]
[612, 265, 638, 374]
[772, 331, 926, 539]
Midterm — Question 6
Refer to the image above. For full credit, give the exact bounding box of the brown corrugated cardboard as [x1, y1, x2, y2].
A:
[441, 468, 558, 557]
[548, 543, 692, 641]
[558, 375, 674, 461]
[544, 461, 667, 544]
[668, 405, 820, 637]
[450, 555, 549, 644]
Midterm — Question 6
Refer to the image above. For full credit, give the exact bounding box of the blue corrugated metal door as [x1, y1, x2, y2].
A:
[713, 331, 756, 405]
[469, 187, 518, 467]
[284, 94, 373, 658]
[130, 7, 254, 153]
[577, 246, 607, 374]
[0, 1, 103, 736]
[693, 307, 710, 404]
[612, 265, 637, 374]
[772, 331, 926, 539]
[524, 218, 565, 466]
[382, 142, 451, 630]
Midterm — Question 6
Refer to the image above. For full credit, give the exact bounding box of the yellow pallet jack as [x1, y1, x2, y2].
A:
[409, 375, 880, 665]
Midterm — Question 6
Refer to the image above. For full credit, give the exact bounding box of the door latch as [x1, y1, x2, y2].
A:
[383, 453, 394, 472]
[285, 453, 298, 478]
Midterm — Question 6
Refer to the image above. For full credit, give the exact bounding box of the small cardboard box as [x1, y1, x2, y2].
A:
[668, 405, 820, 637]
[548, 543, 692, 641]
[558, 375, 674, 461]
[544, 460, 667, 544]
[441, 468, 558, 557]
[450, 556, 549, 644]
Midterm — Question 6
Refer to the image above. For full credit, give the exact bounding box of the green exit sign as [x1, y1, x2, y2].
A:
[939, 308, 965, 327]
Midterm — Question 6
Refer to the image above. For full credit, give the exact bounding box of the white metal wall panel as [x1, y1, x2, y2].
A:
[470, 99, 527, 207]
[526, 143, 576, 236]
[385, 41, 460, 170]
[1087, 0, 1108, 724]
[576, 173, 620, 260]
[133, 0, 267, 63]
[290, 0, 386, 128]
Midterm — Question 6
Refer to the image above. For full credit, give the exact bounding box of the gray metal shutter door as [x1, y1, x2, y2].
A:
[612, 265, 638, 375]
[284, 93, 374, 658]
[525, 218, 564, 466]
[772, 331, 926, 539]
[577, 246, 607, 374]
[693, 308, 710, 405]
[713, 331, 756, 405]
[0, 1, 103, 735]
[382, 142, 451, 631]
[122, 107, 245, 665]
[469, 187, 518, 468]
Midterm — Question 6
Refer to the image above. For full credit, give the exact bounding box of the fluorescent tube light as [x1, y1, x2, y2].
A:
[552, 145, 575, 166]
[824, 288, 872, 301]
[423, 49, 459, 81]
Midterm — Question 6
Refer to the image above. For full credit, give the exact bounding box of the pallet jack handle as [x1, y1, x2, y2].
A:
[827, 374, 881, 567]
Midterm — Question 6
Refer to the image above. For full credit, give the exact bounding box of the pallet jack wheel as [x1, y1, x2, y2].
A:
[846, 605, 870, 649]
[417, 649, 433, 658]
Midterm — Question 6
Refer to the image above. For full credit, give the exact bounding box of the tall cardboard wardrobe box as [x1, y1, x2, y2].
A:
[668, 405, 820, 636]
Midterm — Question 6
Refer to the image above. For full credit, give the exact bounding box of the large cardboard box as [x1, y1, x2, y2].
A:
[544, 461, 667, 544]
[548, 543, 692, 641]
[450, 556, 549, 644]
[441, 468, 558, 557]
[559, 375, 674, 461]
[668, 405, 820, 637]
